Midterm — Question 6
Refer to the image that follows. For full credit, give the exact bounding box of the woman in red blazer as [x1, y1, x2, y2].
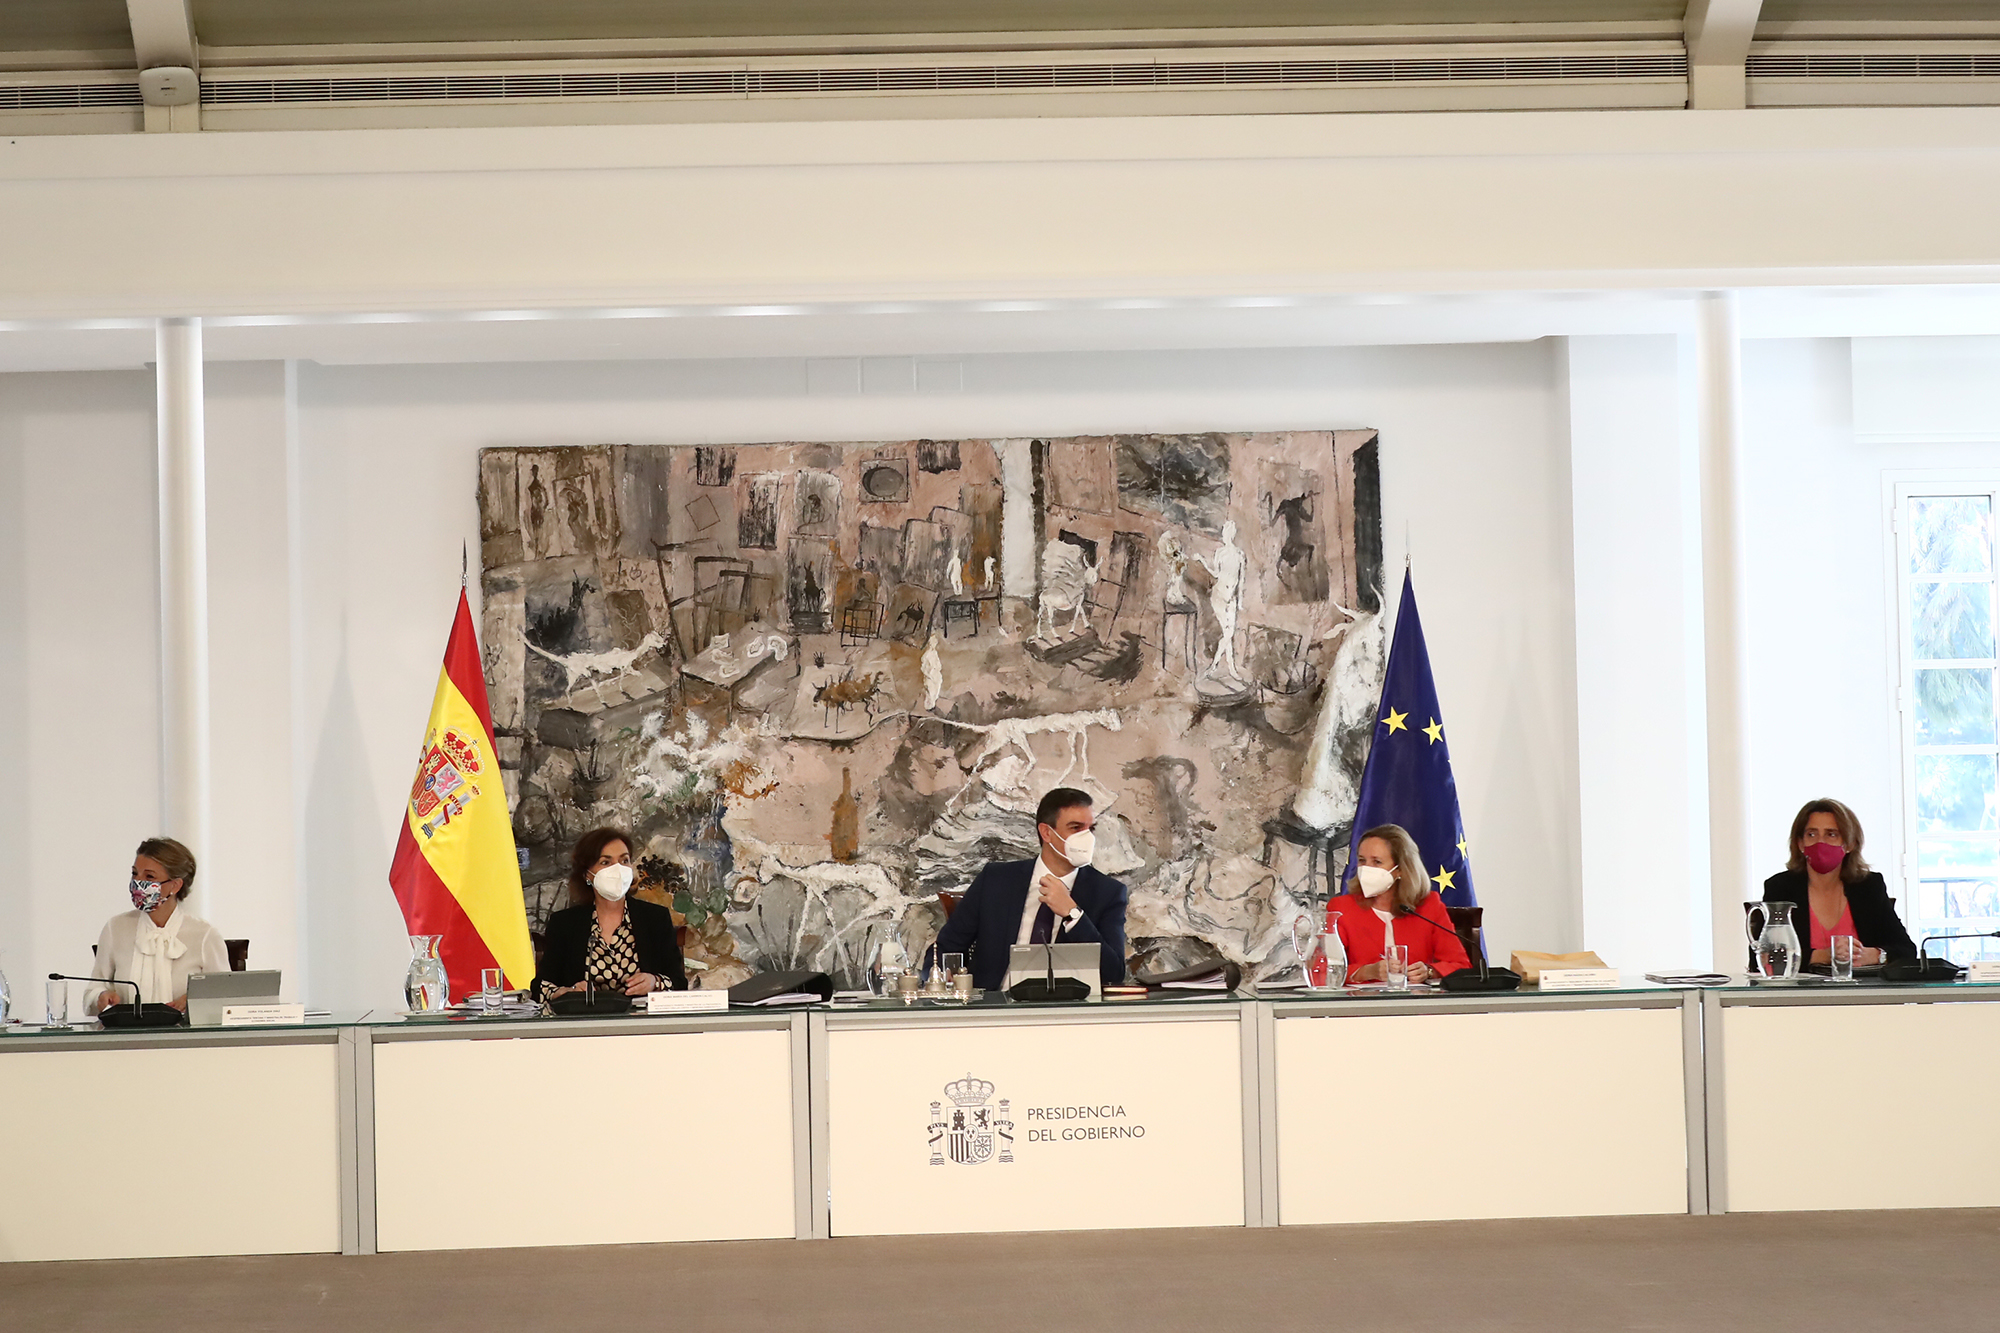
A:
[1326, 823, 1469, 983]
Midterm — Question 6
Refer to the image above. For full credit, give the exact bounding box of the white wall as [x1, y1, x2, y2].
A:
[1739, 339, 2000, 914]
[1566, 336, 1712, 973]
[7, 335, 1747, 1009]
[275, 340, 1579, 1009]
[204, 362, 303, 988]
[18, 333, 1995, 1011]
[0, 372, 160, 1010]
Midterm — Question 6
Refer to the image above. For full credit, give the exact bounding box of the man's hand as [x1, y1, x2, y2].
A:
[1038, 873, 1077, 918]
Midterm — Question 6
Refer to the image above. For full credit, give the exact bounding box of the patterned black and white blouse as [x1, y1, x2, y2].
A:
[538, 911, 647, 1001]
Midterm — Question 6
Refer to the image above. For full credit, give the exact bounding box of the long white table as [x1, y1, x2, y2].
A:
[364, 1012, 806, 1251]
[8, 979, 2000, 1262]
[1267, 989, 1702, 1224]
[0, 1020, 351, 1263]
[1706, 983, 2000, 1212]
[816, 998, 1251, 1237]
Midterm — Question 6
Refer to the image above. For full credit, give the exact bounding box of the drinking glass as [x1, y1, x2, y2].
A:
[941, 952, 966, 983]
[45, 976, 69, 1029]
[1830, 935, 1858, 982]
[874, 940, 908, 996]
[480, 967, 504, 1011]
[1383, 945, 1411, 992]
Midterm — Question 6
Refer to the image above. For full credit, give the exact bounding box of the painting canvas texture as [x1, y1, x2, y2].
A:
[477, 432, 1385, 989]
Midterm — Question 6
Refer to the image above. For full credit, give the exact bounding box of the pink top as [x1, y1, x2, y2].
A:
[1809, 897, 1857, 951]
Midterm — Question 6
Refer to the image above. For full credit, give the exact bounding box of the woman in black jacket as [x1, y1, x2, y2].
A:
[534, 826, 687, 999]
[1762, 798, 1917, 965]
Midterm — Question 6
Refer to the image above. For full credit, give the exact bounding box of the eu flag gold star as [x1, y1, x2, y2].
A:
[1423, 718, 1444, 744]
[1457, 838, 1469, 858]
[1382, 708, 1408, 734]
[1435, 867, 1457, 892]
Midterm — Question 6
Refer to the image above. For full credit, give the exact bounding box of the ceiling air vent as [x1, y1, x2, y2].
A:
[0, 82, 143, 110]
[201, 52, 1688, 106]
[1749, 52, 2000, 79]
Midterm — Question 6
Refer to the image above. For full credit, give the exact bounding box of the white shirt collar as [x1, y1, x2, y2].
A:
[1032, 856, 1079, 891]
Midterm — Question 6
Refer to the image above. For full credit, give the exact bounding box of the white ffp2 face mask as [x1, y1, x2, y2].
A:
[1355, 864, 1397, 897]
[592, 864, 634, 901]
[1046, 827, 1094, 868]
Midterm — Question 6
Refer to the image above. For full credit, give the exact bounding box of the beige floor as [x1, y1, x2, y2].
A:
[4, 1211, 1998, 1332]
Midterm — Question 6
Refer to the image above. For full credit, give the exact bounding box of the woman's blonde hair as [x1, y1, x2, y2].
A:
[1345, 823, 1432, 911]
[135, 836, 197, 900]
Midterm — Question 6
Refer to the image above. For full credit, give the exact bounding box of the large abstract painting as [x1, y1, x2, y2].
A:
[478, 432, 1385, 989]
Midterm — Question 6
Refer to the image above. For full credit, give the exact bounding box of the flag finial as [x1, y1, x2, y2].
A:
[461, 541, 468, 588]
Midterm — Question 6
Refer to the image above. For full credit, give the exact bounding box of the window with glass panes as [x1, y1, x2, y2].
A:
[1897, 487, 2000, 965]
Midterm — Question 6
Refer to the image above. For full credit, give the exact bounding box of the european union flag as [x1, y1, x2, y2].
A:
[1346, 570, 1475, 907]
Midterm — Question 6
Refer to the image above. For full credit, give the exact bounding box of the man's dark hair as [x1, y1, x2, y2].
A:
[1035, 787, 1094, 830]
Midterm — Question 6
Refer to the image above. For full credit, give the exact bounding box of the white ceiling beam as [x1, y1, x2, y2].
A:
[126, 0, 199, 130]
[128, 0, 196, 70]
[1685, 0, 1764, 110]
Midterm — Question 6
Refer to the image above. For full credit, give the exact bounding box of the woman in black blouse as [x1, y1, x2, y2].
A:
[534, 827, 687, 999]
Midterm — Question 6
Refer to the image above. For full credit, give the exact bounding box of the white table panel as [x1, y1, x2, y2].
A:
[0, 1042, 341, 1262]
[1275, 1006, 1688, 1223]
[372, 1028, 795, 1250]
[1723, 999, 2000, 1211]
[826, 1016, 1245, 1236]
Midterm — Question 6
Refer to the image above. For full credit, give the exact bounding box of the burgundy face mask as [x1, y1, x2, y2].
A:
[1803, 841, 1847, 875]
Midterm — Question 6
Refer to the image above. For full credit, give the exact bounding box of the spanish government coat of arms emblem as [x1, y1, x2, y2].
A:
[928, 1074, 1015, 1166]
[409, 724, 486, 840]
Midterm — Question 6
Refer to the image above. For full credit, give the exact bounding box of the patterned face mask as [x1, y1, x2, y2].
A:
[129, 879, 163, 912]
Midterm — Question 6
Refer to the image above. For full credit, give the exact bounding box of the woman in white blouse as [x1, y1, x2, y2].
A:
[89, 838, 228, 1014]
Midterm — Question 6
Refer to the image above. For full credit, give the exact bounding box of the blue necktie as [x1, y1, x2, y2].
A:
[1030, 902, 1057, 944]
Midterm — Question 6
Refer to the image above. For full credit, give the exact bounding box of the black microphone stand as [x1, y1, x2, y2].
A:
[48, 974, 184, 1027]
[1392, 909, 1521, 993]
[1881, 929, 2000, 983]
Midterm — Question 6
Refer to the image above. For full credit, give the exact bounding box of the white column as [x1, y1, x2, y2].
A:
[157, 317, 210, 858]
[1696, 293, 1750, 968]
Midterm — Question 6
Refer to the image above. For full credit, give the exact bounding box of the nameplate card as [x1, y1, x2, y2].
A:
[1966, 961, 2000, 983]
[1537, 968, 1621, 992]
[221, 1004, 306, 1027]
[646, 990, 730, 1015]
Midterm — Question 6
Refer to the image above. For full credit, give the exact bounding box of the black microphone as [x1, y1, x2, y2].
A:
[47, 974, 184, 1028]
[51, 973, 136, 1002]
[1009, 940, 1089, 1002]
[1879, 930, 2000, 983]
[1391, 909, 1522, 993]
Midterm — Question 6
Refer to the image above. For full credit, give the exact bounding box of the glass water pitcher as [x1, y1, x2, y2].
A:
[1746, 901, 1802, 979]
[405, 935, 451, 1012]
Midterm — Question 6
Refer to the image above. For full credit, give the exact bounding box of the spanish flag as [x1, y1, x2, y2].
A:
[388, 589, 533, 999]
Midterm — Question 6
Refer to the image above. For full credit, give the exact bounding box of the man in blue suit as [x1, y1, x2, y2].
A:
[935, 787, 1129, 991]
